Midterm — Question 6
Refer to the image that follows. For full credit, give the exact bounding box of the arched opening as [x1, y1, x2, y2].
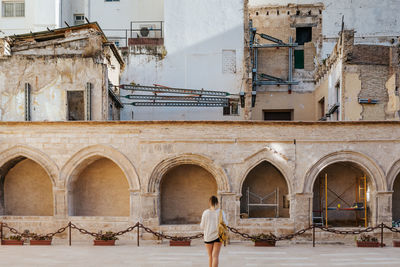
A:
[160, 164, 217, 224]
[312, 162, 373, 227]
[0, 157, 53, 216]
[240, 161, 289, 218]
[392, 173, 400, 225]
[69, 158, 130, 216]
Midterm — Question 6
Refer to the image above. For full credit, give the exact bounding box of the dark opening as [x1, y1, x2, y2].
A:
[264, 110, 293, 121]
[67, 91, 85, 121]
[296, 27, 312, 45]
[294, 50, 304, 69]
[319, 97, 325, 119]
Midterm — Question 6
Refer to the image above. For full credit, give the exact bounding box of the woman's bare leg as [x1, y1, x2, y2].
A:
[205, 243, 214, 267]
[211, 241, 222, 267]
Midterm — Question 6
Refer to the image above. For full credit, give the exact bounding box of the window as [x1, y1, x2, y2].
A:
[296, 27, 312, 45]
[105, 0, 119, 2]
[74, 14, 85, 25]
[223, 102, 239, 116]
[2, 1, 24, 17]
[294, 50, 304, 69]
[24, 83, 31, 121]
[67, 91, 85, 121]
[263, 110, 293, 121]
[318, 97, 325, 120]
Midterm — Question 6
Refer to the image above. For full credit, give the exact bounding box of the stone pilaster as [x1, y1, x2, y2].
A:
[219, 192, 237, 225]
[54, 187, 67, 218]
[292, 193, 312, 230]
[129, 189, 141, 221]
[375, 192, 393, 225]
[139, 193, 158, 225]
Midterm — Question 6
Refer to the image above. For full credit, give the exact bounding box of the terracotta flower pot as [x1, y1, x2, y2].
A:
[1, 240, 24, 245]
[356, 241, 381, 247]
[254, 240, 276, 247]
[93, 240, 116, 246]
[30, 239, 52, 245]
[393, 240, 400, 247]
[170, 240, 191, 246]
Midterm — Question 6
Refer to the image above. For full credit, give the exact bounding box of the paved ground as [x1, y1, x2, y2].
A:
[1, 240, 400, 266]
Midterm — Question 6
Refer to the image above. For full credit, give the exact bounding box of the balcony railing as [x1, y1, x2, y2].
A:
[103, 21, 164, 48]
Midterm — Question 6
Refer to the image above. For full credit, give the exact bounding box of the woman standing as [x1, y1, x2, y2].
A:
[200, 196, 227, 267]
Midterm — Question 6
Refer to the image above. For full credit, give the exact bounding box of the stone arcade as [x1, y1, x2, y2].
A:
[0, 120, 399, 241]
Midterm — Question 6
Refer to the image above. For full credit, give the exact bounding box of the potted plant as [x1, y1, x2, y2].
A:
[356, 234, 381, 247]
[251, 233, 276, 247]
[170, 238, 191, 246]
[30, 233, 52, 245]
[94, 231, 118, 246]
[2, 235, 24, 245]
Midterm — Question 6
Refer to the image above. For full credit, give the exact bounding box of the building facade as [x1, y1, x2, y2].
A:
[0, 121, 400, 241]
[245, 0, 400, 121]
[0, 23, 123, 121]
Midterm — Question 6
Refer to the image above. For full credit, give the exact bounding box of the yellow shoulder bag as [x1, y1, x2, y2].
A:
[218, 209, 228, 243]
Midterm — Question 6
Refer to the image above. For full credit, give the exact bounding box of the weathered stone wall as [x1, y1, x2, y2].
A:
[71, 158, 130, 217]
[160, 164, 217, 224]
[0, 121, 398, 240]
[4, 159, 53, 216]
[240, 161, 289, 218]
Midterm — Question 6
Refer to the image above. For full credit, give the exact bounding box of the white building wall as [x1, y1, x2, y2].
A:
[249, 0, 400, 58]
[0, 0, 61, 37]
[61, 0, 164, 46]
[120, 0, 245, 121]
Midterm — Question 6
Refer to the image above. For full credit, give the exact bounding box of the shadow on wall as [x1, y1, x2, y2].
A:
[1, 158, 54, 216]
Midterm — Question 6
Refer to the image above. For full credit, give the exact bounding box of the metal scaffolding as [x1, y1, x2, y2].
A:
[119, 84, 238, 107]
[249, 20, 299, 106]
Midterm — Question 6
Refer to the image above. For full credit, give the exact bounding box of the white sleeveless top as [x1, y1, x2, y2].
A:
[200, 208, 227, 242]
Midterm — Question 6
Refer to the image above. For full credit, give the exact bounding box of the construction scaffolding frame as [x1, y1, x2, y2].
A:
[246, 187, 279, 218]
[316, 174, 368, 228]
[249, 20, 299, 107]
[119, 84, 239, 107]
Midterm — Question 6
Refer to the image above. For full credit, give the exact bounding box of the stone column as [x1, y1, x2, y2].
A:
[54, 187, 67, 218]
[292, 193, 312, 230]
[139, 192, 159, 225]
[375, 192, 393, 225]
[129, 189, 141, 222]
[219, 192, 237, 226]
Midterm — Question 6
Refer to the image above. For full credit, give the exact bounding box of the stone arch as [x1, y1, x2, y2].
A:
[387, 159, 400, 192]
[148, 153, 230, 194]
[303, 151, 386, 194]
[61, 144, 140, 191]
[0, 145, 59, 187]
[0, 145, 58, 215]
[388, 159, 400, 222]
[237, 147, 292, 196]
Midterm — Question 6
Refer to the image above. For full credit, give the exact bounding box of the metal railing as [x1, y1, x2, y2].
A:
[103, 21, 164, 48]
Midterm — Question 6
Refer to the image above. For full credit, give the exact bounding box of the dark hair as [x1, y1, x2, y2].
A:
[210, 196, 218, 207]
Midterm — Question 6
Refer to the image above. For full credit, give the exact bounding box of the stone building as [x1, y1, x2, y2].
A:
[0, 121, 399, 242]
[314, 30, 400, 121]
[0, 23, 124, 121]
[245, 0, 400, 121]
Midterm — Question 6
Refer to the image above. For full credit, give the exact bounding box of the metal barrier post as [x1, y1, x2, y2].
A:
[69, 222, 72, 246]
[380, 223, 384, 247]
[137, 223, 140, 247]
[312, 224, 315, 247]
